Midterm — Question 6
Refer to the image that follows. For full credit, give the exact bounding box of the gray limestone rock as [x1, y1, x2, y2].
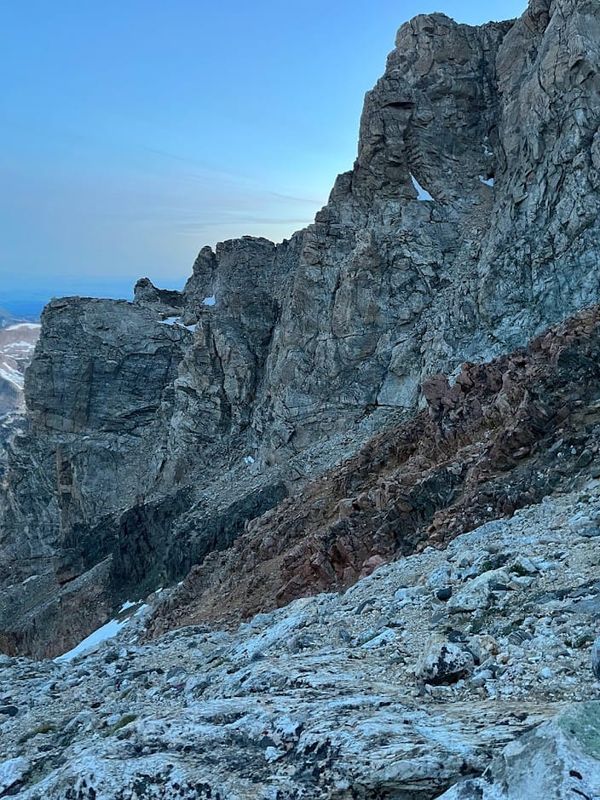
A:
[593, 636, 600, 680]
[1, 0, 600, 656]
[438, 702, 600, 800]
[416, 636, 475, 685]
[1, 486, 599, 799]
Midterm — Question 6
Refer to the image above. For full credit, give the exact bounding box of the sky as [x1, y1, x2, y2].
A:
[0, 0, 526, 313]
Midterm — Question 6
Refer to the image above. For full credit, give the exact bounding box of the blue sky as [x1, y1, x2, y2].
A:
[1, 0, 526, 310]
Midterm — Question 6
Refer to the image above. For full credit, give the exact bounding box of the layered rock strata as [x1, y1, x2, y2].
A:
[1, 0, 600, 656]
[147, 306, 600, 636]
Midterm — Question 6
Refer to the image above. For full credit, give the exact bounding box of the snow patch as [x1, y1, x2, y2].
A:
[479, 175, 495, 187]
[410, 174, 434, 201]
[55, 618, 128, 662]
[202, 295, 216, 307]
[159, 317, 196, 332]
[5, 323, 41, 331]
[54, 600, 151, 662]
[243, 455, 255, 465]
[0, 365, 24, 389]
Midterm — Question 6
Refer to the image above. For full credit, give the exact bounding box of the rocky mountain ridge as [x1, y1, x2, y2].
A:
[1, 0, 600, 795]
[2, 0, 599, 659]
[145, 305, 600, 639]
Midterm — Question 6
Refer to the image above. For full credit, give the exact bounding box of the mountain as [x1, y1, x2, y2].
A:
[0, 322, 40, 416]
[0, 308, 19, 329]
[0, 321, 40, 478]
[1, 0, 600, 795]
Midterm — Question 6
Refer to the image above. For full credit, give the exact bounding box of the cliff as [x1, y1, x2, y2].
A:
[1, 0, 599, 658]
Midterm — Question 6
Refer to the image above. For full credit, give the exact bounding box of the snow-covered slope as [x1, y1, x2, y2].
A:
[0, 322, 40, 415]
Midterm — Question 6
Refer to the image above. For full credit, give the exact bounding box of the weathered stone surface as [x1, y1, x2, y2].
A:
[439, 702, 600, 800]
[0, 299, 190, 655]
[1, 486, 600, 798]
[416, 637, 475, 685]
[148, 307, 600, 636]
[2, 0, 600, 659]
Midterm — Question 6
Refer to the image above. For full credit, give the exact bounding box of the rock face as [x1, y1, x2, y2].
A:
[1, 0, 600, 659]
[147, 307, 600, 636]
[1, 484, 600, 798]
[439, 702, 600, 800]
[0, 300, 190, 655]
[1, 2, 600, 792]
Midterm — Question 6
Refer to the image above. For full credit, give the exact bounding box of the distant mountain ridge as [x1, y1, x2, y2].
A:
[0, 306, 21, 330]
[0, 322, 40, 415]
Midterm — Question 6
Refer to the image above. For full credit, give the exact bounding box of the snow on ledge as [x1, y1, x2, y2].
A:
[479, 175, 495, 187]
[410, 174, 434, 201]
[54, 602, 148, 662]
[202, 295, 216, 307]
[158, 316, 197, 331]
[54, 618, 128, 662]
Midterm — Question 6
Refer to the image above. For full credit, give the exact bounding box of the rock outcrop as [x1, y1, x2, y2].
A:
[146, 306, 600, 636]
[1, 483, 599, 798]
[1, 0, 600, 659]
[1, 1, 600, 794]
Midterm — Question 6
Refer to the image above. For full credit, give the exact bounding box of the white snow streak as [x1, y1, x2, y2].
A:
[410, 174, 434, 201]
[55, 602, 148, 662]
[5, 323, 41, 331]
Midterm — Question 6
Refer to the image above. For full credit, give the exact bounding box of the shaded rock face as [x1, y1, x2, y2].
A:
[0, 300, 190, 656]
[2, 0, 600, 657]
[146, 307, 600, 635]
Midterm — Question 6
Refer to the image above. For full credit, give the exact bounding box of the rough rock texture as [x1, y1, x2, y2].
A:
[0, 300, 190, 655]
[439, 702, 600, 799]
[147, 306, 600, 635]
[1, 0, 600, 658]
[1, 485, 600, 798]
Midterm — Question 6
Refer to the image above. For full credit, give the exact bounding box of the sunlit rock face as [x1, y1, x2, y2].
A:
[1, 0, 600, 658]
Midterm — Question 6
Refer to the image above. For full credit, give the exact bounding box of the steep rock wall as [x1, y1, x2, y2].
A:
[1, 0, 599, 656]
